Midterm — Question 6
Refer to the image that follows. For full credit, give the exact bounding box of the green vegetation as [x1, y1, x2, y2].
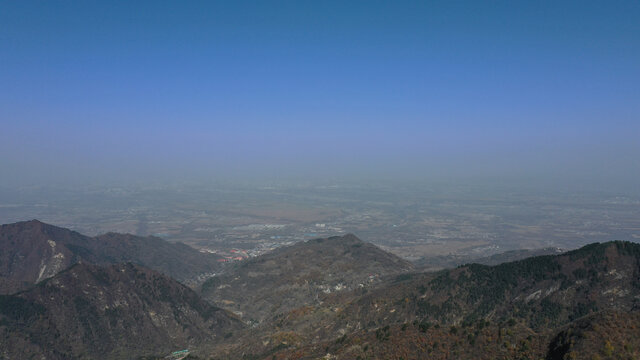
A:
[567, 242, 608, 265]
[568, 302, 597, 321]
[200, 276, 222, 293]
[0, 295, 45, 322]
[614, 240, 640, 259]
[394, 273, 414, 282]
[429, 271, 454, 291]
[418, 320, 431, 333]
[376, 325, 391, 341]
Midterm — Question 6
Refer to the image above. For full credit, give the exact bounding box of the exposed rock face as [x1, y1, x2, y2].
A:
[0, 263, 243, 359]
[201, 234, 414, 323]
[0, 220, 222, 294]
[0, 220, 81, 293]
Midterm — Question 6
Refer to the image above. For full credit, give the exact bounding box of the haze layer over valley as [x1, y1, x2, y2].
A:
[1, 181, 638, 267]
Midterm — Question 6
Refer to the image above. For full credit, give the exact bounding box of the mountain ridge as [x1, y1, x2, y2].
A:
[2, 220, 640, 359]
[0, 219, 223, 294]
[201, 233, 414, 323]
[217, 240, 640, 359]
[0, 262, 243, 359]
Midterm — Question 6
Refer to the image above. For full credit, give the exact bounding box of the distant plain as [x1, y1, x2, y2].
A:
[2, 181, 638, 264]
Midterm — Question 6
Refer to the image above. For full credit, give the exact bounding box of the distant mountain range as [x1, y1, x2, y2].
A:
[1, 220, 639, 359]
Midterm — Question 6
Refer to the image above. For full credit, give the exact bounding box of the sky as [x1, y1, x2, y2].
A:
[1, 1, 639, 191]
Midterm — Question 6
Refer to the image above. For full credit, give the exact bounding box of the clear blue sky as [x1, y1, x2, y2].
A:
[1, 1, 639, 189]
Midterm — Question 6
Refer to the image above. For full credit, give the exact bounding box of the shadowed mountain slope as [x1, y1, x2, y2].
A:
[0, 263, 243, 360]
[414, 247, 566, 271]
[0, 220, 222, 294]
[333, 241, 640, 332]
[545, 310, 640, 360]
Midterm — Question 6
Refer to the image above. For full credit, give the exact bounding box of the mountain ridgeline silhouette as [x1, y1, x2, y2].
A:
[0, 220, 223, 294]
[1, 220, 639, 359]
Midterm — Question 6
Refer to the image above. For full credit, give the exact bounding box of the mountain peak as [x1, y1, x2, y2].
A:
[23, 219, 44, 225]
[0, 220, 223, 294]
[312, 233, 362, 245]
[3, 219, 62, 232]
[202, 234, 414, 322]
[328, 233, 361, 242]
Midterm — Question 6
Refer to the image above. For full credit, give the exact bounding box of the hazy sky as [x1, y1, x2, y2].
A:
[1, 1, 639, 190]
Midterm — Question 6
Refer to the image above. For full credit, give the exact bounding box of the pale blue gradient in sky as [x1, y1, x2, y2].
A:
[1, 1, 639, 189]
